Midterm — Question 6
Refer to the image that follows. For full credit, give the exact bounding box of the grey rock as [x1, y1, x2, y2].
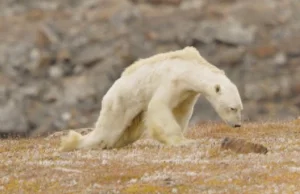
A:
[62, 75, 96, 106]
[215, 47, 246, 66]
[244, 82, 265, 101]
[20, 84, 41, 98]
[42, 84, 63, 103]
[0, 86, 8, 104]
[74, 44, 108, 68]
[192, 21, 219, 44]
[180, 0, 204, 10]
[49, 65, 64, 78]
[109, 0, 139, 27]
[273, 52, 287, 67]
[215, 18, 256, 45]
[0, 100, 29, 133]
[277, 75, 292, 98]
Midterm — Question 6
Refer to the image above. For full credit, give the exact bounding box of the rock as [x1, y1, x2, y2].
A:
[214, 47, 246, 66]
[61, 112, 72, 122]
[174, 21, 196, 45]
[180, 0, 204, 10]
[0, 100, 29, 133]
[192, 21, 218, 44]
[89, 56, 124, 82]
[56, 48, 72, 64]
[244, 82, 265, 101]
[273, 52, 287, 66]
[215, 18, 256, 45]
[62, 75, 96, 106]
[84, 0, 138, 25]
[131, 0, 182, 6]
[35, 27, 52, 49]
[273, 104, 299, 121]
[36, 23, 61, 46]
[251, 43, 278, 58]
[288, 58, 300, 69]
[230, 0, 278, 25]
[109, 1, 139, 27]
[244, 74, 292, 101]
[29, 49, 52, 77]
[292, 83, 300, 95]
[0, 74, 11, 104]
[294, 97, 300, 110]
[20, 84, 41, 98]
[221, 137, 268, 154]
[277, 75, 292, 98]
[73, 44, 107, 68]
[24, 96, 76, 137]
[25, 9, 45, 21]
[48, 50, 75, 78]
[0, 87, 8, 104]
[42, 84, 63, 103]
[49, 65, 64, 78]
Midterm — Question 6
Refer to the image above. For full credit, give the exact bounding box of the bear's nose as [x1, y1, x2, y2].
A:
[234, 124, 241, 128]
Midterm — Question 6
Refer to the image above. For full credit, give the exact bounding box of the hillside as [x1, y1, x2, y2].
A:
[1, 120, 300, 193]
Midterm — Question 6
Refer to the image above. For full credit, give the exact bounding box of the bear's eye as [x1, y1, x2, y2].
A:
[230, 107, 237, 112]
[214, 84, 221, 93]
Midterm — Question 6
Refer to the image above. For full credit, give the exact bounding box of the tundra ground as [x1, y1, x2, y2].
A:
[1, 120, 300, 194]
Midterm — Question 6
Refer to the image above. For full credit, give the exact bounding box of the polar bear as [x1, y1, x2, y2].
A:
[59, 46, 243, 151]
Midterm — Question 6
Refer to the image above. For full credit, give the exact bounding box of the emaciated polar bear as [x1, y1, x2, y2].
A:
[60, 46, 243, 151]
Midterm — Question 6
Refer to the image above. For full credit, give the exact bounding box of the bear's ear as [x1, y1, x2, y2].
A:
[215, 84, 221, 93]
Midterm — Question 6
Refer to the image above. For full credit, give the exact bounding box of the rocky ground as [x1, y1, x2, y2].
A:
[1, 120, 300, 193]
[0, 0, 300, 136]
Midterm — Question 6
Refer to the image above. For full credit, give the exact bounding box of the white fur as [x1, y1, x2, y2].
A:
[59, 47, 243, 151]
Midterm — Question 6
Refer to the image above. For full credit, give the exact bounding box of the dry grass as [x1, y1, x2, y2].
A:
[1, 120, 300, 194]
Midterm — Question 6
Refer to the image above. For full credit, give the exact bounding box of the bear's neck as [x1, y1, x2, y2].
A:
[185, 67, 227, 96]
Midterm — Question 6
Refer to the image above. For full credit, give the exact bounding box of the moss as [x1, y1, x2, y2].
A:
[123, 184, 189, 194]
[4, 179, 40, 194]
[4, 178, 61, 194]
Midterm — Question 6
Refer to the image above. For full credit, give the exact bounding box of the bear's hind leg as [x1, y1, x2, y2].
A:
[85, 108, 142, 149]
[113, 112, 145, 148]
[60, 98, 143, 151]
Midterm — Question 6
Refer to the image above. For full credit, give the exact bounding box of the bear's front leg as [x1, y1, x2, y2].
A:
[172, 92, 199, 133]
[146, 84, 196, 146]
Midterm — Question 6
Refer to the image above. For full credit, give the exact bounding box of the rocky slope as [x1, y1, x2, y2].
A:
[0, 0, 300, 136]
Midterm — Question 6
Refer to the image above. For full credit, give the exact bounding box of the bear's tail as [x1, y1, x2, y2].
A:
[59, 130, 83, 152]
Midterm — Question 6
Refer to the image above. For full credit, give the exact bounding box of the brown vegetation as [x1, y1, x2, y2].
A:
[1, 120, 300, 193]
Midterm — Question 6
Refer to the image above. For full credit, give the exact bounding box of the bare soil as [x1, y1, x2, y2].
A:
[1, 120, 300, 194]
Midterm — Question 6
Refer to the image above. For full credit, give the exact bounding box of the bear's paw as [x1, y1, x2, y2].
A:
[59, 130, 82, 152]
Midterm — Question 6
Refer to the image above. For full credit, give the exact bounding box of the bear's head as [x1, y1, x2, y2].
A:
[205, 80, 243, 128]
